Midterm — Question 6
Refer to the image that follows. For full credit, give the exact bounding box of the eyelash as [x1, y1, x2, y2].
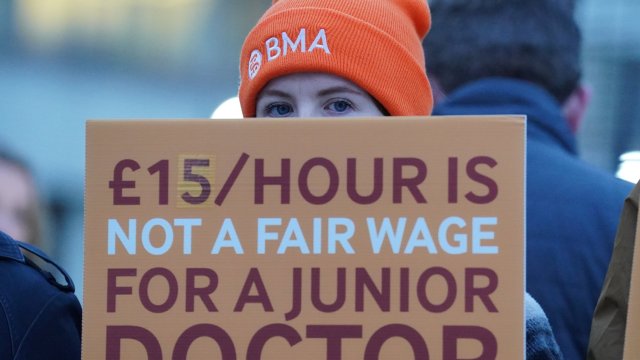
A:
[261, 97, 357, 117]
[324, 98, 355, 113]
[264, 102, 293, 117]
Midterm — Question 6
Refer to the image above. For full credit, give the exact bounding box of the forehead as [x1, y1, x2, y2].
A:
[261, 72, 362, 93]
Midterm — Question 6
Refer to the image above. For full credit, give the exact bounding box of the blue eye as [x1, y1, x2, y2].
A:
[326, 99, 354, 114]
[265, 103, 293, 117]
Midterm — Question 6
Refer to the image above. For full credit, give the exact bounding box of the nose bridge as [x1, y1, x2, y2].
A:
[296, 101, 323, 118]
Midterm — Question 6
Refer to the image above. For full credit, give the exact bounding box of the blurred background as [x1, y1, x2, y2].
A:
[0, 0, 639, 303]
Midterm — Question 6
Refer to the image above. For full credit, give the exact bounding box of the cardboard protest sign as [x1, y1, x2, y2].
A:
[588, 182, 640, 359]
[624, 182, 640, 358]
[84, 117, 525, 359]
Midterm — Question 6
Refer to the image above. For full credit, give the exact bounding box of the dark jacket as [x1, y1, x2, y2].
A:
[434, 78, 633, 360]
[0, 231, 82, 359]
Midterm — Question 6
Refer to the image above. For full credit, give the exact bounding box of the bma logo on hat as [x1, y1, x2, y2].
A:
[248, 49, 262, 80]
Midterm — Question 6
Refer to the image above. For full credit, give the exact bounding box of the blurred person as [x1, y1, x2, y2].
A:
[0, 230, 82, 359]
[423, 0, 634, 358]
[239, 0, 562, 358]
[0, 148, 48, 251]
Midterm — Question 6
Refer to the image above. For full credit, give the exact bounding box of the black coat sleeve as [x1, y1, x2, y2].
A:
[0, 231, 82, 360]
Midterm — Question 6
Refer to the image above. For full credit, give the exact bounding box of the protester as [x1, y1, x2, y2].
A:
[423, 0, 634, 358]
[0, 149, 80, 358]
[239, 0, 433, 118]
[238, 0, 562, 358]
[0, 230, 81, 359]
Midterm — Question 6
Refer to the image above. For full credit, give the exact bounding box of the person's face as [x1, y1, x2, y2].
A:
[0, 161, 33, 243]
[256, 73, 384, 118]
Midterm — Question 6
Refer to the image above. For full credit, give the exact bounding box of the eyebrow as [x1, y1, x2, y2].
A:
[259, 85, 367, 100]
[317, 86, 365, 97]
[259, 89, 294, 100]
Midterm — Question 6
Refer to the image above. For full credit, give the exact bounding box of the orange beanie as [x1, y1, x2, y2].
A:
[238, 0, 433, 117]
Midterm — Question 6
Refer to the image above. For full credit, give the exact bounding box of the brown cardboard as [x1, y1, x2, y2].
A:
[84, 116, 525, 359]
[624, 184, 640, 358]
[587, 182, 640, 360]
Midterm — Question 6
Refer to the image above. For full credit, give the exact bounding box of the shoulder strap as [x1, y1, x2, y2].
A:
[0, 231, 75, 292]
[0, 231, 25, 262]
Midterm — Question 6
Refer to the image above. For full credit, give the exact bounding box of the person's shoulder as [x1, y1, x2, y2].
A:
[0, 231, 76, 294]
[525, 293, 564, 359]
[571, 158, 634, 199]
[0, 230, 26, 264]
[534, 140, 634, 201]
[0, 231, 82, 359]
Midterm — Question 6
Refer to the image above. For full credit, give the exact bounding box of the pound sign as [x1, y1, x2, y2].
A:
[109, 159, 141, 205]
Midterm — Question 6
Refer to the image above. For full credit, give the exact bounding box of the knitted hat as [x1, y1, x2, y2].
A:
[238, 0, 433, 117]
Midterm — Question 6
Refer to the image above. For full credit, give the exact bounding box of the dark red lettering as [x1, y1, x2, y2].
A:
[393, 158, 427, 204]
[355, 267, 390, 312]
[107, 268, 136, 312]
[139, 267, 178, 313]
[311, 267, 346, 312]
[307, 325, 363, 360]
[186, 268, 218, 312]
[234, 268, 273, 312]
[247, 324, 301, 360]
[400, 267, 410, 312]
[172, 324, 236, 360]
[465, 268, 498, 313]
[298, 158, 339, 205]
[465, 156, 498, 204]
[417, 267, 456, 312]
[109, 159, 140, 205]
[106, 325, 161, 360]
[148, 159, 169, 205]
[284, 268, 301, 321]
[347, 158, 383, 204]
[181, 159, 211, 205]
[364, 324, 429, 359]
[443, 325, 497, 360]
[448, 157, 458, 203]
[215, 152, 249, 206]
[255, 159, 290, 204]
